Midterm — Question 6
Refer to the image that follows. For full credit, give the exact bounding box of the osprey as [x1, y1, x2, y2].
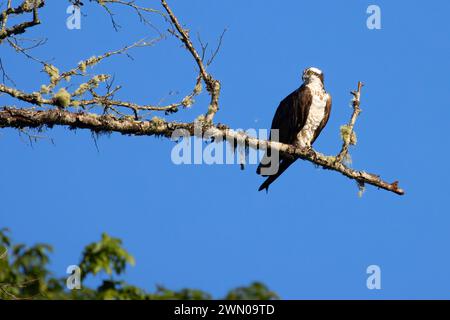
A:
[257, 67, 332, 192]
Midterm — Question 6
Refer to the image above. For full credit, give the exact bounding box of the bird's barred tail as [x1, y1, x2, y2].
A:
[258, 158, 297, 192]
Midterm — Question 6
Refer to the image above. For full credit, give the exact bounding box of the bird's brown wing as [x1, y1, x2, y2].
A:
[256, 85, 312, 177]
[257, 89, 331, 192]
[269, 84, 312, 145]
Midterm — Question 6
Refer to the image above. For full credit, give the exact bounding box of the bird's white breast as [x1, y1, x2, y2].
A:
[297, 82, 328, 148]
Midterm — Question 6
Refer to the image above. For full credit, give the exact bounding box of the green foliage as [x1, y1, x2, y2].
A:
[0, 228, 10, 247]
[0, 228, 53, 298]
[0, 229, 279, 300]
[79, 233, 135, 280]
[149, 285, 212, 300]
[225, 282, 279, 300]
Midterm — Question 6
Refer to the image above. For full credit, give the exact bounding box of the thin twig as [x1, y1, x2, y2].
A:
[336, 81, 363, 163]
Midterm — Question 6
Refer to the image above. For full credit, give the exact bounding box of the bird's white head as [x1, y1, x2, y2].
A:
[302, 67, 324, 85]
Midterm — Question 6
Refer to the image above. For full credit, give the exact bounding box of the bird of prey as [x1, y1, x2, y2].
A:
[257, 67, 332, 192]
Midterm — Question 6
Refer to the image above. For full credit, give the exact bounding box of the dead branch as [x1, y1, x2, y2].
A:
[0, 106, 405, 195]
[93, 0, 165, 32]
[161, 0, 221, 123]
[336, 81, 363, 163]
[0, 0, 44, 42]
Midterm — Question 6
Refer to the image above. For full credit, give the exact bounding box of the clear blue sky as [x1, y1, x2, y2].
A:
[1, 0, 450, 299]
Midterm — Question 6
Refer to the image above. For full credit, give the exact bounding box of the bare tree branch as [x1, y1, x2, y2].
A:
[92, 0, 165, 33]
[0, 57, 15, 85]
[0, 0, 44, 42]
[161, 0, 220, 123]
[0, 106, 405, 195]
[336, 81, 363, 163]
